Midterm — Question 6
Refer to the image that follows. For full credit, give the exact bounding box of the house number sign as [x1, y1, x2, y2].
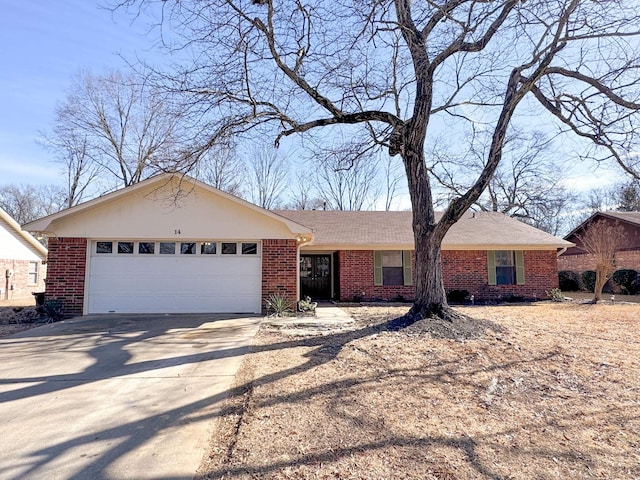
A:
[174, 229, 181, 235]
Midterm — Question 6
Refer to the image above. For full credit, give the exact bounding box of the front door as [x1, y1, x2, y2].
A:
[300, 254, 331, 300]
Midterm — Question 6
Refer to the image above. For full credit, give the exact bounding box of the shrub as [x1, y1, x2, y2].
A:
[558, 270, 581, 291]
[546, 288, 565, 302]
[265, 293, 294, 317]
[447, 289, 469, 304]
[613, 269, 639, 295]
[581, 271, 596, 292]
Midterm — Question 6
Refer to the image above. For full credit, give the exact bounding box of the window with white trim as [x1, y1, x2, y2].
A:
[28, 261, 38, 284]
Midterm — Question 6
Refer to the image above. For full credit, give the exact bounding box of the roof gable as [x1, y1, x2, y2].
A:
[24, 174, 312, 240]
[564, 211, 640, 241]
[0, 208, 47, 260]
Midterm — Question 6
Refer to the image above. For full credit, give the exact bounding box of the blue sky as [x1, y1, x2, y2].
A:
[0, 1, 159, 184]
[0, 1, 623, 194]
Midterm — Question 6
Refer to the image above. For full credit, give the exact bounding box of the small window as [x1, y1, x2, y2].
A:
[381, 251, 403, 286]
[222, 242, 237, 255]
[28, 261, 38, 284]
[201, 242, 217, 255]
[242, 242, 258, 255]
[488, 251, 524, 286]
[495, 250, 515, 285]
[159, 242, 176, 254]
[138, 242, 155, 254]
[96, 241, 113, 254]
[118, 242, 134, 254]
[180, 242, 196, 255]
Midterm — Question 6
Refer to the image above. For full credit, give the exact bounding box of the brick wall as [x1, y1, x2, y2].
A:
[337, 249, 559, 302]
[0, 259, 46, 301]
[45, 237, 87, 316]
[262, 239, 298, 312]
[558, 250, 640, 273]
[338, 250, 415, 301]
[444, 250, 558, 301]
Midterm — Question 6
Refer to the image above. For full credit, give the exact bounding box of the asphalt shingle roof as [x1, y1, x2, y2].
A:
[275, 210, 573, 249]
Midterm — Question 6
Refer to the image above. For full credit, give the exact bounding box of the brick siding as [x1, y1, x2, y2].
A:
[338, 250, 415, 301]
[337, 249, 559, 303]
[445, 250, 558, 301]
[262, 239, 298, 312]
[0, 259, 46, 302]
[45, 237, 87, 316]
[558, 250, 640, 273]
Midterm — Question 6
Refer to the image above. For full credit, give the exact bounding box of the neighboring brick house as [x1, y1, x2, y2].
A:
[558, 211, 640, 273]
[24, 174, 571, 316]
[0, 207, 47, 302]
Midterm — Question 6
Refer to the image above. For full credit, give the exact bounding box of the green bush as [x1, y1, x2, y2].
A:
[582, 270, 596, 292]
[612, 269, 639, 295]
[558, 270, 581, 291]
[265, 293, 294, 317]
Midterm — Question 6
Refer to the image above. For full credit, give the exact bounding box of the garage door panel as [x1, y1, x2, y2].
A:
[88, 250, 261, 314]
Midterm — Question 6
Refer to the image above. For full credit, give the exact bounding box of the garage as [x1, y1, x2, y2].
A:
[23, 174, 311, 316]
[86, 240, 262, 314]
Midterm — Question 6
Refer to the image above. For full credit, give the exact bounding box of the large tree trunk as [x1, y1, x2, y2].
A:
[411, 228, 448, 317]
[397, 113, 456, 326]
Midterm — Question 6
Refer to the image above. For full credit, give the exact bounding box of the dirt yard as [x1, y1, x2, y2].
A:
[198, 302, 640, 480]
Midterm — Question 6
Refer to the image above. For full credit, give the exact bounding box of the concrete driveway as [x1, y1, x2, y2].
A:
[0, 313, 261, 480]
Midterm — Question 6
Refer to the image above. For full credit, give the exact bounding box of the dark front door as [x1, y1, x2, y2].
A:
[300, 255, 331, 300]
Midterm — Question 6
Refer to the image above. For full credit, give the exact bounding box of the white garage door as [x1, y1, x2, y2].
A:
[87, 240, 261, 314]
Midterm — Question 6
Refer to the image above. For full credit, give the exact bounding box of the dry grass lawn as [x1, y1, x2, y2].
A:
[198, 302, 640, 480]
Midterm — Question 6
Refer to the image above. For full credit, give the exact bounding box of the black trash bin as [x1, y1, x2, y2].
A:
[32, 292, 45, 306]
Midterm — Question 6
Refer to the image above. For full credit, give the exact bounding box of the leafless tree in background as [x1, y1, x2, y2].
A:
[287, 171, 325, 210]
[576, 219, 625, 302]
[247, 147, 288, 209]
[433, 130, 577, 235]
[41, 127, 104, 207]
[195, 143, 245, 197]
[47, 70, 183, 192]
[316, 154, 380, 211]
[0, 184, 66, 225]
[113, 0, 640, 322]
[382, 155, 406, 211]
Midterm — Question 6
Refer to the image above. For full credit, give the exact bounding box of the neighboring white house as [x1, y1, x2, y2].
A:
[0, 207, 47, 302]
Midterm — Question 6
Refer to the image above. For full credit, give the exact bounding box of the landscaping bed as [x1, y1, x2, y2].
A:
[198, 302, 640, 479]
[0, 299, 43, 337]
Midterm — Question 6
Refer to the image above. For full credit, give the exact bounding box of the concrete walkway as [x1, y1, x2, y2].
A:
[265, 304, 355, 334]
[0, 313, 261, 480]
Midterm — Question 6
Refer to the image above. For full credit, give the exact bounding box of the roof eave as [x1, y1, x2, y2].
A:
[1, 208, 48, 258]
[300, 242, 574, 250]
[22, 173, 313, 237]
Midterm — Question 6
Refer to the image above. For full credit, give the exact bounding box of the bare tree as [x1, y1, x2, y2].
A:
[195, 143, 245, 196]
[41, 127, 104, 207]
[47, 69, 183, 191]
[0, 184, 66, 225]
[316, 154, 380, 211]
[114, 0, 640, 322]
[433, 130, 577, 234]
[382, 155, 406, 211]
[576, 219, 625, 302]
[286, 171, 325, 210]
[247, 147, 288, 209]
